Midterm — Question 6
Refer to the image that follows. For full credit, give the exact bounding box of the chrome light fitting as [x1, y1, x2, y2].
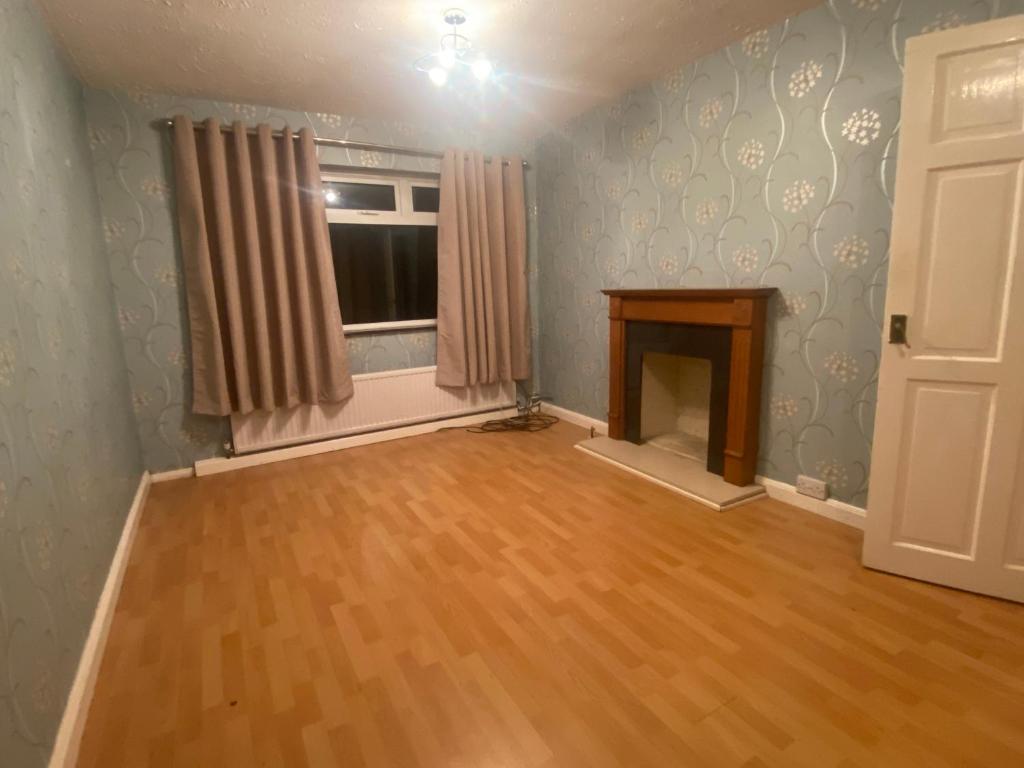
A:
[415, 8, 494, 87]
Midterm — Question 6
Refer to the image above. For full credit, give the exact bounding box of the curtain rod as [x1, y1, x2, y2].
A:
[155, 119, 528, 168]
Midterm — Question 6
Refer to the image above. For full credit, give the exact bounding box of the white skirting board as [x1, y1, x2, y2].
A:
[195, 406, 519, 477]
[49, 471, 151, 768]
[151, 467, 194, 483]
[542, 403, 866, 529]
[755, 475, 866, 530]
[540, 402, 609, 435]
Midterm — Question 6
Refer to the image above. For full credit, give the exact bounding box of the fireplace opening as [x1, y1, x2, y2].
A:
[640, 353, 712, 464]
[624, 321, 732, 476]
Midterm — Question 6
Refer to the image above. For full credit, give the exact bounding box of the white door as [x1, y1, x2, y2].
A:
[863, 15, 1024, 603]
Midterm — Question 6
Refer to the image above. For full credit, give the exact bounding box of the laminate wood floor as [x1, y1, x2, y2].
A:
[78, 422, 1024, 767]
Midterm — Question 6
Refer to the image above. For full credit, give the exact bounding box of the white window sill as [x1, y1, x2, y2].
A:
[343, 319, 438, 335]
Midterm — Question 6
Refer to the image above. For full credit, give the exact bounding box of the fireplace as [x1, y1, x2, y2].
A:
[604, 289, 775, 487]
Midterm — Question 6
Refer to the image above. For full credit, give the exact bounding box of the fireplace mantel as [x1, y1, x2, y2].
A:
[602, 288, 776, 486]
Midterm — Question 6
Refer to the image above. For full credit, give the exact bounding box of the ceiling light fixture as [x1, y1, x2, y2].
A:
[438, 48, 458, 70]
[470, 57, 493, 82]
[415, 8, 495, 87]
[428, 66, 449, 86]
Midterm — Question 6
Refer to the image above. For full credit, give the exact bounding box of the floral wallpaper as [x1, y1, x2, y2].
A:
[84, 89, 539, 473]
[0, 1, 143, 765]
[536, 0, 1024, 506]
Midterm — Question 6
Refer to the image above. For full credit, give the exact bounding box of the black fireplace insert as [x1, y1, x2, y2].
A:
[624, 321, 732, 476]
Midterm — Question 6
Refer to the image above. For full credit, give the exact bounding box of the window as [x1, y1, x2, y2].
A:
[411, 185, 440, 213]
[322, 172, 439, 332]
[330, 224, 437, 327]
[323, 180, 397, 211]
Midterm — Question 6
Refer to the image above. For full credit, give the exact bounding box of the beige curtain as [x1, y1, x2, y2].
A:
[436, 149, 531, 387]
[171, 116, 354, 415]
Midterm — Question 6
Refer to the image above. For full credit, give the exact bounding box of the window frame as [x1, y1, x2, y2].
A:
[321, 170, 440, 333]
[322, 171, 439, 227]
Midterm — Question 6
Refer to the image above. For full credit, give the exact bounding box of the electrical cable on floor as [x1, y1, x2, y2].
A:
[437, 394, 559, 434]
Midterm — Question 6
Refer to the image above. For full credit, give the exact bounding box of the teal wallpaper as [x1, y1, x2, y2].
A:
[535, 0, 1024, 505]
[0, 1, 143, 765]
[1, 0, 1019, 761]
[84, 90, 539, 472]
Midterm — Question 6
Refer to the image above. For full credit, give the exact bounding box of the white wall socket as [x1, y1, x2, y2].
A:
[795, 474, 829, 501]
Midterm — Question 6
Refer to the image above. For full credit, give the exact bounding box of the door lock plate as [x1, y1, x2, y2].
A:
[889, 314, 909, 346]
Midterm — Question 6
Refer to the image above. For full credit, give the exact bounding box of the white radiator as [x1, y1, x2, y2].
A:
[229, 365, 516, 454]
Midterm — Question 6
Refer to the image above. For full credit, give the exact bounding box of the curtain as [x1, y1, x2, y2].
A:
[436, 148, 531, 387]
[171, 116, 354, 415]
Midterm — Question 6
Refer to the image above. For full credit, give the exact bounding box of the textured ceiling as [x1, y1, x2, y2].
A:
[38, 0, 820, 140]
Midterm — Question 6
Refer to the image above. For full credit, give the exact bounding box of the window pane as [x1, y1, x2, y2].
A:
[322, 181, 397, 211]
[329, 224, 438, 325]
[411, 186, 440, 213]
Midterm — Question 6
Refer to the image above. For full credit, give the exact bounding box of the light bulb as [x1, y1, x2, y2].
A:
[438, 48, 457, 70]
[428, 66, 448, 86]
[471, 58, 493, 82]
[324, 189, 339, 203]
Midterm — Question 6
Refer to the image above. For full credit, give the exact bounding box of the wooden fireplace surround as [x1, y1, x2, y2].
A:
[603, 288, 776, 486]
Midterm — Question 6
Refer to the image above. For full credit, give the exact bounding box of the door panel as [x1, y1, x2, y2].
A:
[864, 15, 1024, 602]
[917, 163, 1016, 357]
[892, 383, 991, 555]
[933, 42, 1024, 141]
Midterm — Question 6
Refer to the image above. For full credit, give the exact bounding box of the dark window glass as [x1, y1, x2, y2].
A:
[329, 224, 437, 325]
[322, 181, 397, 211]
[411, 185, 440, 213]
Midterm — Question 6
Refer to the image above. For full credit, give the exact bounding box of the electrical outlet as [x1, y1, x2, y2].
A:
[796, 474, 828, 501]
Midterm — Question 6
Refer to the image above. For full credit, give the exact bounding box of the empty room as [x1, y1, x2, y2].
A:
[3, 0, 1024, 765]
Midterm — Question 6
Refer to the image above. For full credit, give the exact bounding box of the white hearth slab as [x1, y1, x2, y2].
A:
[576, 436, 764, 511]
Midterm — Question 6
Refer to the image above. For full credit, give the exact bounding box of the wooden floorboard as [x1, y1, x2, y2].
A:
[77, 421, 1024, 767]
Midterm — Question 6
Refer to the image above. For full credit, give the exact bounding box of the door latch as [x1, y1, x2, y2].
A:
[889, 314, 909, 346]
